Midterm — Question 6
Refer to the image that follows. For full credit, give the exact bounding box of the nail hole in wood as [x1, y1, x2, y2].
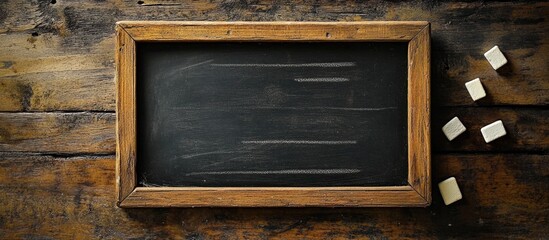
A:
[326, 32, 331, 38]
[226, 30, 232, 35]
[137, 1, 144, 4]
[31, 32, 39, 37]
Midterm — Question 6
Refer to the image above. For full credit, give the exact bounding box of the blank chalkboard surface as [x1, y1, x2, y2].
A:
[135, 42, 409, 187]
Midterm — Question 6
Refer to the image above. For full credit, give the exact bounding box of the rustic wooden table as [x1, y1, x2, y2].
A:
[1, 1, 547, 239]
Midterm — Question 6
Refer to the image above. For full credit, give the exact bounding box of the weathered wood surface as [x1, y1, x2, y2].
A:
[0, 112, 115, 154]
[407, 25, 431, 202]
[115, 25, 137, 205]
[0, 0, 548, 238]
[432, 108, 549, 153]
[0, 153, 547, 239]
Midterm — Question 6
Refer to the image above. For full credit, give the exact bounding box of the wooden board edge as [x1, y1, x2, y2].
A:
[407, 23, 431, 205]
[118, 186, 429, 208]
[117, 21, 430, 42]
[132, 186, 414, 191]
[116, 20, 430, 27]
[115, 25, 137, 206]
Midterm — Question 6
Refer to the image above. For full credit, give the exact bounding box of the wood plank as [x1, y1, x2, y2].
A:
[0, 112, 115, 154]
[0, 32, 114, 77]
[0, 2, 547, 111]
[0, 69, 115, 112]
[0, 1, 54, 33]
[407, 24, 431, 203]
[0, 153, 546, 238]
[119, 21, 427, 41]
[0, 108, 546, 154]
[0, 53, 112, 78]
[122, 186, 427, 207]
[431, 40, 549, 106]
[115, 25, 137, 206]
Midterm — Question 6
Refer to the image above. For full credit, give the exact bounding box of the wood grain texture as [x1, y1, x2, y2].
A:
[433, 108, 549, 153]
[0, 31, 114, 111]
[119, 21, 427, 41]
[0, 112, 114, 154]
[0, 153, 546, 238]
[115, 26, 137, 205]
[0, 69, 114, 112]
[122, 186, 427, 208]
[407, 24, 431, 203]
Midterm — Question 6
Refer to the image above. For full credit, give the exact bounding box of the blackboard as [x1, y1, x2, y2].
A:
[116, 21, 431, 207]
[135, 42, 409, 187]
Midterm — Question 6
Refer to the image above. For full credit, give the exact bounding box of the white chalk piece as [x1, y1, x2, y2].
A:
[438, 177, 462, 205]
[442, 117, 467, 141]
[481, 120, 507, 143]
[484, 46, 508, 70]
[465, 78, 486, 101]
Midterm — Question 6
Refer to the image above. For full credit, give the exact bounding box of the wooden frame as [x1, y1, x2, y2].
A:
[116, 21, 430, 207]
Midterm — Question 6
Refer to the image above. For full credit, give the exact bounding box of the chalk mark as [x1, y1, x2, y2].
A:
[294, 77, 350, 82]
[172, 106, 397, 111]
[241, 140, 357, 145]
[178, 59, 214, 71]
[162, 59, 214, 80]
[210, 62, 356, 68]
[170, 150, 234, 160]
[186, 169, 361, 176]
